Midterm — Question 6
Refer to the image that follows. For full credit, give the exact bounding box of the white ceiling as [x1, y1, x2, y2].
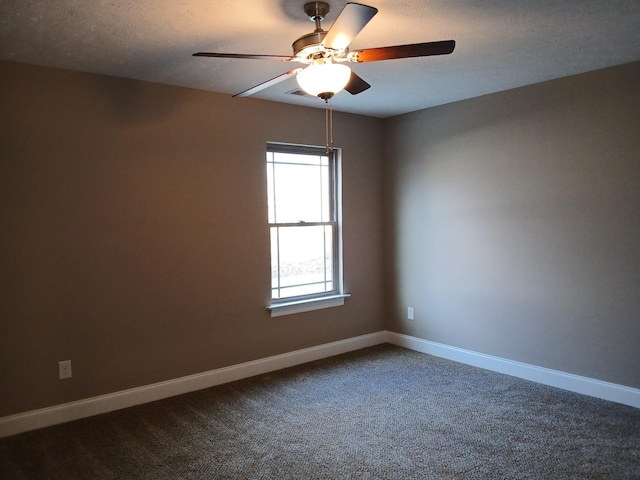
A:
[2, 0, 639, 118]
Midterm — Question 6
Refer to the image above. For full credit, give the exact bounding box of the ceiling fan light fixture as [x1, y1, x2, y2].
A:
[296, 60, 351, 98]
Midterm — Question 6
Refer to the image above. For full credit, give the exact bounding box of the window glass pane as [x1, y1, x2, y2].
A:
[271, 225, 333, 298]
[321, 163, 330, 222]
[267, 161, 275, 223]
[272, 163, 327, 223]
[324, 224, 334, 286]
[276, 283, 330, 298]
[270, 227, 279, 290]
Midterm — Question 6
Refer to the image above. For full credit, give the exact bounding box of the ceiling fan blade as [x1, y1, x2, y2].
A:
[344, 71, 371, 95]
[350, 40, 456, 62]
[323, 3, 378, 51]
[193, 52, 294, 61]
[233, 68, 303, 98]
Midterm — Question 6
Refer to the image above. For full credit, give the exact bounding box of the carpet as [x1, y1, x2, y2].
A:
[1, 344, 639, 479]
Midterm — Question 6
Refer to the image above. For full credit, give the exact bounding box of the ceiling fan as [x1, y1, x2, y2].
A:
[193, 1, 456, 100]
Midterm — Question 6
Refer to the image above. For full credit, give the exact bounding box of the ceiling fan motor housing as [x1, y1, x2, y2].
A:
[292, 30, 327, 58]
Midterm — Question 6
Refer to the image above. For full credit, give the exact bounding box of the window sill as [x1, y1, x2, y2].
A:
[267, 294, 351, 318]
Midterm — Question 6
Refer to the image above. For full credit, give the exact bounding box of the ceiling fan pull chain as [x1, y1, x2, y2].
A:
[325, 98, 334, 153]
[325, 98, 329, 152]
[329, 100, 334, 152]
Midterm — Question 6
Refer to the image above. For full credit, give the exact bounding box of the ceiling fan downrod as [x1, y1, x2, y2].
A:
[304, 1, 330, 31]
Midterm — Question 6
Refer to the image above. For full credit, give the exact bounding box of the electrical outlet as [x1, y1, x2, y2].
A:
[58, 360, 72, 380]
[407, 307, 415, 320]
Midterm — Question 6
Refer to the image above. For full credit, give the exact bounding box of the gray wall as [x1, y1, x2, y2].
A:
[383, 61, 640, 389]
[0, 61, 385, 417]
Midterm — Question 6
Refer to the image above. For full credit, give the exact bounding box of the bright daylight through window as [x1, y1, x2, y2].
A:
[267, 143, 345, 315]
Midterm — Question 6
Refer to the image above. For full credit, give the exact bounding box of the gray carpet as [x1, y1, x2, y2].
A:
[1, 344, 639, 479]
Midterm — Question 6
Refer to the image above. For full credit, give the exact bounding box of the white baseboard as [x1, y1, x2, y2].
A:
[0, 331, 386, 438]
[385, 331, 640, 409]
[3, 330, 637, 438]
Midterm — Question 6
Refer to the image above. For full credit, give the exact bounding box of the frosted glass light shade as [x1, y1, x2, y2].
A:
[296, 62, 351, 97]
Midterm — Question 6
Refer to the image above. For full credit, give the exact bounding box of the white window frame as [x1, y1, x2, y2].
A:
[266, 142, 349, 317]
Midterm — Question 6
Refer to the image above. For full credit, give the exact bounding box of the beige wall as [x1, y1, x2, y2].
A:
[0, 61, 386, 416]
[383, 61, 640, 389]
[3, 58, 639, 419]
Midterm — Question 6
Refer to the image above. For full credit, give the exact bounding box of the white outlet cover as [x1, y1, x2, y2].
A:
[59, 360, 72, 379]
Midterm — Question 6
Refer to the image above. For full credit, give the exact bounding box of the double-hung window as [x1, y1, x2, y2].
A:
[266, 142, 346, 316]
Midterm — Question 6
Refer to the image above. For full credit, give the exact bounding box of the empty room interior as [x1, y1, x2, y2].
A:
[1, 0, 639, 477]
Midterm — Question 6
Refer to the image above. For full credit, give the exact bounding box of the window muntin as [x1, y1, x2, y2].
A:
[267, 143, 341, 303]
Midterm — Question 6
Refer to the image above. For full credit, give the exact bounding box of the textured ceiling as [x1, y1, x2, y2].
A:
[2, 0, 640, 118]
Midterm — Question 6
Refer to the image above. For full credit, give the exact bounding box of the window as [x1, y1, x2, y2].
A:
[266, 143, 347, 316]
